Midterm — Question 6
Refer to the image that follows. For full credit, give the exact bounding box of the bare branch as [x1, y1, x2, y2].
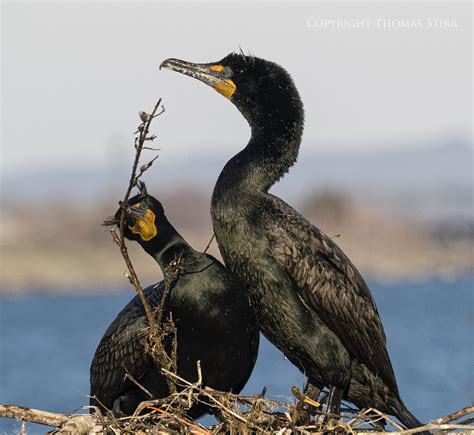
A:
[0, 404, 68, 427]
[110, 98, 179, 395]
[202, 233, 216, 255]
[114, 98, 164, 336]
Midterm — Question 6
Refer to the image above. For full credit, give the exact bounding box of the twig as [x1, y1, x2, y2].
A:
[364, 408, 404, 431]
[136, 154, 160, 184]
[157, 252, 184, 326]
[196, 360, 203, 386]
[147, 406, 210, 434]
[161, 368, 248, 424]
[112, 98, 163, 336]
[124, 371, 153, 399]
[142, 252, 183, 394]
[110, 98, 180, 395]
[202, 233, 216, 255]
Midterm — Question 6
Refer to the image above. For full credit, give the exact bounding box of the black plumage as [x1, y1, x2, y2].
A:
[90, 189, 259, 417]
[160, 53, 425, 430]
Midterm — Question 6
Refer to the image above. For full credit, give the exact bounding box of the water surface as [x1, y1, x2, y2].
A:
[0, 277, 472, 433]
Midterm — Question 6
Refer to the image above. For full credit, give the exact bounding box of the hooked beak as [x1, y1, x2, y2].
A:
[160, 58, 236, 99]
[102, 203, 147, 227]
[122, 203, 147, 220]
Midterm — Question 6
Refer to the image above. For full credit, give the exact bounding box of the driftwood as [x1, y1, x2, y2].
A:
[0, 404, 68, 427]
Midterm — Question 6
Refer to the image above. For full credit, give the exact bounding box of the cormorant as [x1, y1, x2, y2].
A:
[160, 53, 425, 429]
[90, 186, 259, 417]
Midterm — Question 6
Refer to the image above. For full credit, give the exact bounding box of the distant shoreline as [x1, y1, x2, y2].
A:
[2, 189, 472, 296]
[1, 270, 472, 297]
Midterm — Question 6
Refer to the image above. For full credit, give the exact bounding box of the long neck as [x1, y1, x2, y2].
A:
[214, 112, 303, 200]
[141, 218, 198, 271]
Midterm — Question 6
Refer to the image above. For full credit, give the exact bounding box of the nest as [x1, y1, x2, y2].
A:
[1, 380, 473, 434]
[0, 365, 455, 434]
[81, 369, 474, 434]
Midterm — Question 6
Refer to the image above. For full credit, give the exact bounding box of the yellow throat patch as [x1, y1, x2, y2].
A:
[129, 207, 157, 241]
[210, 65, 236, 99]
[215, 79, 236, 99]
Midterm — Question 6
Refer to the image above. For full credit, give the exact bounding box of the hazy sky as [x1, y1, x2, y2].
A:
[1, 1, 472, 175]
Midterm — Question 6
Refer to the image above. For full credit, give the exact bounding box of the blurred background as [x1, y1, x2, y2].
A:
[1, 1, 473, 433]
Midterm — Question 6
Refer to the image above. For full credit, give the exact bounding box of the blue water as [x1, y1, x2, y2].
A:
[1, 277, 472, 434]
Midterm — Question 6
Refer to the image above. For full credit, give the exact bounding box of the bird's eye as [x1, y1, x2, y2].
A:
[220, 67, 233, 79]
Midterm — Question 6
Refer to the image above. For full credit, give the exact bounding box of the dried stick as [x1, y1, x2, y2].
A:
[202, 233, 215, 255]
[132, 397, 183, 417]
[108, 99, 180, 397]
[124, 372, 153, 399]
[111, 98, 184, 397]
[161, 368, 248, 424]
[147, 406, 210, 434]
[0, 404, 68, 428]
[431, 404, 473, 424]
[397, 423, 474, 433]
[112, 99, 164, 334]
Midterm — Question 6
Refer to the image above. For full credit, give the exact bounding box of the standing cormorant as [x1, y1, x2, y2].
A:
[160, 53, 425, 429]
[90, 187, 259, 417]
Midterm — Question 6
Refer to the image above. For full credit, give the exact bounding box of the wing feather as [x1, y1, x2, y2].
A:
[257, 195, 399, 395]
[90, 282, 166, 408]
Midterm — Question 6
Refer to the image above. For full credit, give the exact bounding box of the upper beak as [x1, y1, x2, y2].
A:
[102, 203, 146, 228]
[122, 203, 147, 220]
[160, 58, 236, 98]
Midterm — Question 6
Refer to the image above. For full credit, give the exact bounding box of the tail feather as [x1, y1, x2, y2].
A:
[394, 403, 430, 435]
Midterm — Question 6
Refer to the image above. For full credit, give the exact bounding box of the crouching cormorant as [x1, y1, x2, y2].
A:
[160, 53, 425, 430]
[90, 186, 259, 417]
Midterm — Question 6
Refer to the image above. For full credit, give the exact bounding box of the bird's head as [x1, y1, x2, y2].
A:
[104, 182, 166, 248]
[160, 52, 304, 129]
